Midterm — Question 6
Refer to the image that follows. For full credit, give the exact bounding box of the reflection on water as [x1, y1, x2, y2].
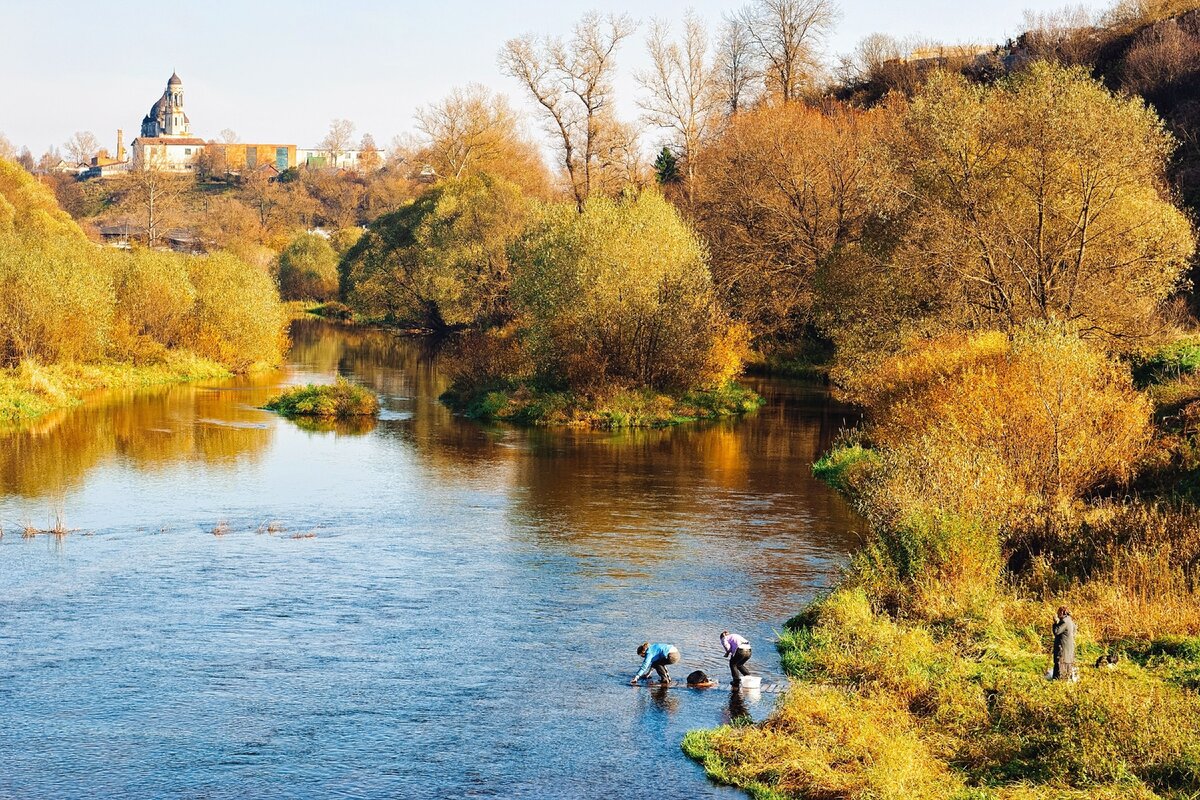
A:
[0, 318, 864, 799]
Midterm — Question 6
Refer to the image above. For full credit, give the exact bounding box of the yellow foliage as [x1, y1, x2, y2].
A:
[855, 326, 1152, 523]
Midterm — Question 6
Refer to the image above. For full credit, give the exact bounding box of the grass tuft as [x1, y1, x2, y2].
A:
[264, 378, 380, 419]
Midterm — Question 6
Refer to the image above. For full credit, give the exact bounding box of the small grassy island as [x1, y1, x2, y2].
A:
[441, 382, 762, 429]
[264, 378, 380, 418]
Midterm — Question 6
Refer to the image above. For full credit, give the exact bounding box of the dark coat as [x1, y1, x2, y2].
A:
[1052, 614, 1077, 678]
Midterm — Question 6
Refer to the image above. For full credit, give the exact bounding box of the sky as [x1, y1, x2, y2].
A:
[0, 0, 1103, 156]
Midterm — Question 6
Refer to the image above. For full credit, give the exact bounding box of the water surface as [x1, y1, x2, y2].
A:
[0, 319, 863, 799]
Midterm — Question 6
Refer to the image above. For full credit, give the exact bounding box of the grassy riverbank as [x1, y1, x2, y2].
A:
[685, 331, 1200, 800]
[0, 354, 231, 428]
[441, 381, 762, 429]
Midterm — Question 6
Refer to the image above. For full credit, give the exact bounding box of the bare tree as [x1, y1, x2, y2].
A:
[637, 12, 721, 205]
[115, 151, 189, 248]
[0, 133, 15, 161]
[500, 11, 637, 210]
[64, 131, 100, 164]
[416, 84, 521, 179]
[738, 0, 837, 103]
[220, 128, 241, 143]
[714, 13, 762, 115]
[320, 119, 357, 165]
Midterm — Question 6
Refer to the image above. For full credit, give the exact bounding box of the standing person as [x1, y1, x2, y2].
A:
[630, 642, 680, 685]
[1052, 606, 1077, 681]
[721, 630, 752, 687]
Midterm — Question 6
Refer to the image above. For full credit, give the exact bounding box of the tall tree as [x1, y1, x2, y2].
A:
[714, 13, 762, 115]
[114, 156, 190, 248]
[64, 131, 100, 164]
[500, 11, 637, 210]
[869, 63, 1196, 351]
[737, 0, 837, 103]
[358, 133, 382, 172]
[220, 128, 241, 143]
[637, 12, 720, 205]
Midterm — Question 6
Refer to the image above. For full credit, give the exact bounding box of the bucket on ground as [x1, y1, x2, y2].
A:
[741, 675, 762, 689]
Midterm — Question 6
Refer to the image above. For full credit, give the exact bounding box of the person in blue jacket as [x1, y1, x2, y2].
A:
[630, 642, 680, 685]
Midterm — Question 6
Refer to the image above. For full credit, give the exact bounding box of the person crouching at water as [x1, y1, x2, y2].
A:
[721, 631, 752, 686]
[630, 642, 680, 685]
[1052, 606, 1077, 681]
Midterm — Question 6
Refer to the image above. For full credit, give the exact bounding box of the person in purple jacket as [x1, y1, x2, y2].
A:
[721, 630, 752, 687]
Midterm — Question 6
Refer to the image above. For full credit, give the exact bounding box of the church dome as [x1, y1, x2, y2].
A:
[168, 71, 182, 86]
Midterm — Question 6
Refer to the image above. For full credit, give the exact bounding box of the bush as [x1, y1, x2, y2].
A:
[342, 173, 529, 330]
[511, 189, 747, 393]
[851, 326, 1152, 523]
[264, 378, 379, 418]
[0, 159, 114, 364]
[277, 232, 340, 301]
[185, 252, 286, 371]
[111, 249, 196, 353]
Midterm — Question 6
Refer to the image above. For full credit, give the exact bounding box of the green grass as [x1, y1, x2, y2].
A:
[687, 585, 1200, 800]
[442, 382, 763, 429]
[812, 442, 879, 493]
[263, 377, 380, 418]
[0, 353, 231, 428]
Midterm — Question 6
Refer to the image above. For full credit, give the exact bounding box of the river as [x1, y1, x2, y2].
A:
[0, 318, 863, 799]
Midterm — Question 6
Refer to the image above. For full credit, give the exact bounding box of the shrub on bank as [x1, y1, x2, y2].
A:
[264, 378, 379, 418]
[511, 189, 747, 393]
[277, 232, 340, 302]
[185, 252, 287, 371]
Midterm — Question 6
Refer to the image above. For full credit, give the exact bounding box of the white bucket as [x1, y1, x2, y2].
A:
[741, 675, 762, 689]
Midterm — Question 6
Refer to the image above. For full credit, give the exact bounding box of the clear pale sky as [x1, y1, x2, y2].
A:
[0, 0, 1100, 155]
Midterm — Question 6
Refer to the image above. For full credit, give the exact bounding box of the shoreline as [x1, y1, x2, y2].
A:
[0, 353, 235, 429]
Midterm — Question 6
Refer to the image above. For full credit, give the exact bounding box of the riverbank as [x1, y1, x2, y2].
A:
[0, 353, 231, 428]
[440, 381, 763, 429]
[685, 332, 1200, 800]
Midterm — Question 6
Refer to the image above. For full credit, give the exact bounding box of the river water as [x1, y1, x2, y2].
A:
[0, 319, 862, 799]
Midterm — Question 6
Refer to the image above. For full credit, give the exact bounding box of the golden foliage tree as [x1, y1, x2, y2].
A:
[867, 63, 1195, 353]
[277, 232, 339, 301]
[343, 174, 529, 331]
[414, 84, 551, 197]
[696, 101, 882, 339]
[511, 188, 746, 392]
[855, 325, 1153, 523]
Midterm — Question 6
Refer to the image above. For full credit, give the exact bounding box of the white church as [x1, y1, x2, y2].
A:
[130, 72, 207, 171]
[127, 71, 382, 175]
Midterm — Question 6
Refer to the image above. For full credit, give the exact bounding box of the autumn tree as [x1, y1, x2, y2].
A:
[696, 101, 881, 340]
[511, 189, 745, 392]
[637, 12, 720, 205]
[358, 133, 382, 172]
[64, 131, 100, 164]
[0, 133, 15, 161]
[303, 169, 365, 229]
[277, 232, 340, 301]
[414, 84, 550, 196]
[859, 63, 1196, 354]
[737, 0, 837, 103]
[342, 174, 529, 331]
[501, 11, 637, 210]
